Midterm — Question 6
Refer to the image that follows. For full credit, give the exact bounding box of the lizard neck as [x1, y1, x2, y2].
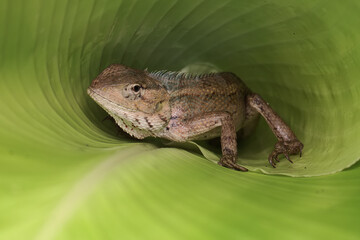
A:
[116, 96, 172, 139]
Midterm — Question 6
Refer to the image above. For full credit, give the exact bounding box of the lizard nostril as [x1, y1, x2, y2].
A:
[91, 79, 100, 88]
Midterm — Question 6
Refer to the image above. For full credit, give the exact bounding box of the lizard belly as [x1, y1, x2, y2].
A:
[158, 119, 222, 142]
[187, 127, 222, 140]
[159, 107, 245, 142]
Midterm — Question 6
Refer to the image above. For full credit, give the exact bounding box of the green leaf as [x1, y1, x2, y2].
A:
[0, 0, 359, 239]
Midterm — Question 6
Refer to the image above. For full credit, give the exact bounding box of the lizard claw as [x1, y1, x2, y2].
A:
[284, 153, 293, 163]
[268, 140, 303, 168]
[268, 153, 277, 168]
[219, 155, 248, 172]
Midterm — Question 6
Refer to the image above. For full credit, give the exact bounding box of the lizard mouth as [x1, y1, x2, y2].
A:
[87, 87, 137, 112]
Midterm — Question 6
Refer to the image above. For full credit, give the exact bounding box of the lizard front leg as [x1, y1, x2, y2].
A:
[217, 114, 248, 172]
[247, 93, 304, 167]
[167, 112, 248, 171]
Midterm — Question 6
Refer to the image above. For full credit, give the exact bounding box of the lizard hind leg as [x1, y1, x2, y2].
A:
[246, 93, 303, 168]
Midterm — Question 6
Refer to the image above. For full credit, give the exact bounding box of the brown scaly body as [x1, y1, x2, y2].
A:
[88, 64, 303, 171]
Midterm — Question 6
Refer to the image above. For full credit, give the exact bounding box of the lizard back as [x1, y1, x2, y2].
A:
[148, 71, 250, 129]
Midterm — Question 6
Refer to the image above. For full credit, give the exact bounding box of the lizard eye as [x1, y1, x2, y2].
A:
[122, 84, 143, 100]
[132, 84, 141, 93]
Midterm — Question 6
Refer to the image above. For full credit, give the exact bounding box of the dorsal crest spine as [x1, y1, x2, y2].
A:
[147, 70, 217, 81]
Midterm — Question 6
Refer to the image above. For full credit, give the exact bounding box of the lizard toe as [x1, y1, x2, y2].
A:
[268, 140, 303, 166]
[219, 156, 248, 172]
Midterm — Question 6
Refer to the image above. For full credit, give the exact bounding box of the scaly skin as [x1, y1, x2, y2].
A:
[88, 64, 303, 171]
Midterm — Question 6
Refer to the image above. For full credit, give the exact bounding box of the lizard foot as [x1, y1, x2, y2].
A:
[268, 140, 304, 168]
[218, 155, 248, 172]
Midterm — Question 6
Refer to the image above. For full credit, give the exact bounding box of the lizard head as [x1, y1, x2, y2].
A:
[87, 64, 171, 136]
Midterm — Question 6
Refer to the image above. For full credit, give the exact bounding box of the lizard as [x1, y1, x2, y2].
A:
[87, 64, 303, 171]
